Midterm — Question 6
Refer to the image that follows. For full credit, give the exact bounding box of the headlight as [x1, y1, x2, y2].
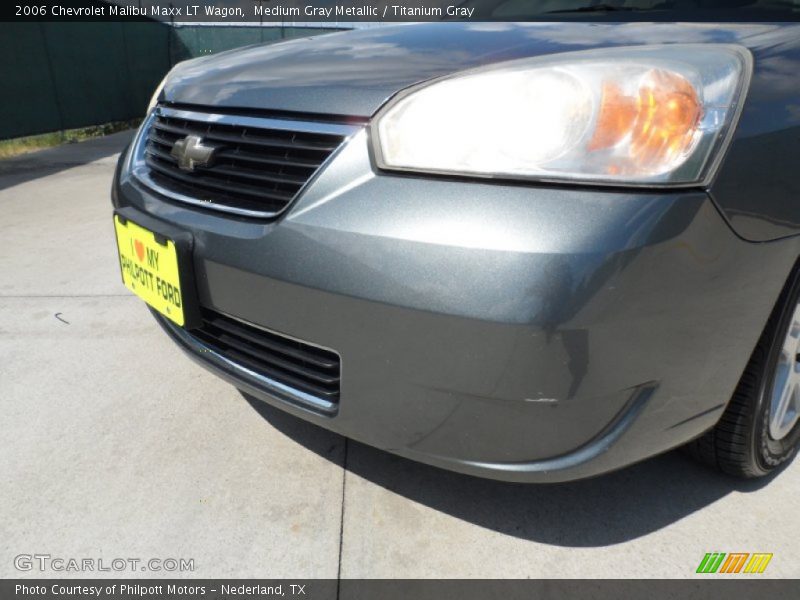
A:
[372, 45, 752, 187]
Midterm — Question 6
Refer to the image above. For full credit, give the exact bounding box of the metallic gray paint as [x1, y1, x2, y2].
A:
[115, 120, 800, 481]
[162, 22, 800, 242]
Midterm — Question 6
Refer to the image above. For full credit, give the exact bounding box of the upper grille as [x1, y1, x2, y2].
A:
[140, 107, 351, 217]
[190, 308, 341, 405]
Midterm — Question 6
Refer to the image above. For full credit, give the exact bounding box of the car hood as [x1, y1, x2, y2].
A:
[163, 22, 793, 118]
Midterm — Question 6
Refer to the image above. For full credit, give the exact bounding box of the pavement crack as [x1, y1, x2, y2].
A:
[336, 437, 348, 596]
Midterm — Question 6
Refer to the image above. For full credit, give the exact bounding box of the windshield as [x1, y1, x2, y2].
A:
[458, 0, 800, 20]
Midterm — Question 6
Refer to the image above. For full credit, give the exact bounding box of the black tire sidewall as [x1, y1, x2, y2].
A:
[755, 272, 800, 472]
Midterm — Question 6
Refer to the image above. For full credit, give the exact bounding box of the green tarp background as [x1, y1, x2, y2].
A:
[1, 23, 342, 140]
[170, 25, 337, 63]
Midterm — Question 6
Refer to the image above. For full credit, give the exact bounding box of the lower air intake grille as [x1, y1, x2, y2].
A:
[191, 308, 341, 403]
[141, 108, 349, 217]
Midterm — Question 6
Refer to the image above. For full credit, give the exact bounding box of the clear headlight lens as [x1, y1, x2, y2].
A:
[373, 45, 752, 186]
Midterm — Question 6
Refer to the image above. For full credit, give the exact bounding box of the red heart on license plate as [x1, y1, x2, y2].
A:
[134, 239, 145, 262]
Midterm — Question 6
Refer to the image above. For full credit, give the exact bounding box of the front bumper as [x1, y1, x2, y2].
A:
[115, 128, 799, 482]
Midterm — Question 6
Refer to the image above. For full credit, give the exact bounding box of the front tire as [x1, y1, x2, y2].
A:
[685, 264, 800, 477]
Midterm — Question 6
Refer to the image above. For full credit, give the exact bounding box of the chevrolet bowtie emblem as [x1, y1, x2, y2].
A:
[170, 135, 218, 171]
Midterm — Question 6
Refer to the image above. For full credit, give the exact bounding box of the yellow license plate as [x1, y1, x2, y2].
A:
[114, 215, 185, 326]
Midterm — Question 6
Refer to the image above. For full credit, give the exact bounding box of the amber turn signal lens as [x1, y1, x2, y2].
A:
[589, 69, 702, 172]
[587, 82, 637, 152]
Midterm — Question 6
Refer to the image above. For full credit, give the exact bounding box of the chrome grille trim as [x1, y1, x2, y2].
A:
[131, 106, 360, 219]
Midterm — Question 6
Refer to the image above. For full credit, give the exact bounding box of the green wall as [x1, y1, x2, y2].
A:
[170, 25, 341, 64]
[1, 22, 171, 140]
[1, 24, 343, 141]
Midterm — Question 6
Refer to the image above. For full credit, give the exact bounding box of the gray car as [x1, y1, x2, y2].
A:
[111, 10, 800, 482]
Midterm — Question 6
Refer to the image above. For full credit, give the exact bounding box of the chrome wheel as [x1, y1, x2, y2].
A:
[770, 302, 800, 440]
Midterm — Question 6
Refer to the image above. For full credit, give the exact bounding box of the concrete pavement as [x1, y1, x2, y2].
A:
[1, 133, 798, 579]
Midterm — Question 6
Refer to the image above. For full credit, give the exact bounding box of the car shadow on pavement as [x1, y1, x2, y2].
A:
[242, 392, 790, 547]
[0, 130, 135, 192]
